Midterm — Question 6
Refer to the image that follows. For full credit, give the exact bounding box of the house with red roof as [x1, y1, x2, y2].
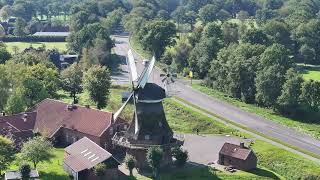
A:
[0, 99, 128, 151]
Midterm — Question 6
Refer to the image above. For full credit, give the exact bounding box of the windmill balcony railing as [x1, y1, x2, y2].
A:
[112, 132, 185, 149]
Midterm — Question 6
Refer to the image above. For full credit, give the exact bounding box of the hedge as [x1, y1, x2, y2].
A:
[0, 35, 66, 42]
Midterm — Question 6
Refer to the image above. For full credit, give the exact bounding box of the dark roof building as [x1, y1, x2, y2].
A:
[63, 137, 120, 180]
[218, 142, 257, 171]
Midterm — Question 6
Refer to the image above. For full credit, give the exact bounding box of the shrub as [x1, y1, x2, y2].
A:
[125, 155, 136, 176]
[19, 163, 31, 180]
[93, 163, 106, 179]
[172, 147, 188, 167]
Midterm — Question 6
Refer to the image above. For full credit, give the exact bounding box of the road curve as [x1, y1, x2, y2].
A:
[112, 34, 320, 162]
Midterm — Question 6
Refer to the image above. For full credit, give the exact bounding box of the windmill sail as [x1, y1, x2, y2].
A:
[127, 50, 138, 82]
[113, 92, 133, 121]
[138, 56, 156, 89]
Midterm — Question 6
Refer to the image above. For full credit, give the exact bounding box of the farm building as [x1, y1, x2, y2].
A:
[63, 137, 120, 180]
[0, 99, 128, 151]
[218, 142, 257, 171]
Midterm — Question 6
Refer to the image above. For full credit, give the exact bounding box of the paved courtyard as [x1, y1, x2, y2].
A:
[182, 134, 253, 166]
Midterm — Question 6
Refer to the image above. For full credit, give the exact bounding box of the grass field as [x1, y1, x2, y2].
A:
[298, 64, 320, 81]
[9, 148, 70, 180]
[5, 42, 68, 53]
[192, 84, 320, 140]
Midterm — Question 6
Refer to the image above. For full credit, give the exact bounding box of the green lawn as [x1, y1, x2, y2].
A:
[298, 64, 320, 81]
[192, 84, 320, 140]
[9, 148, 70, 180]
[5, 42, 68, 53]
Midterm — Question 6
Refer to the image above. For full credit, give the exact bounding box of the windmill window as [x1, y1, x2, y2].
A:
[109, 127, 114, 135]
[145, 135, 150, 140]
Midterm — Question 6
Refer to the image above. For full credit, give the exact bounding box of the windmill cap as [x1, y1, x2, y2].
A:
[137, 83, 166, 101]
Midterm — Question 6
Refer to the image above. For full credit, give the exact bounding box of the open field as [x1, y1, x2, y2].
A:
[5, 42, 68, 53]
[298, 64, 320, 81]
[192, 84, 320, 140]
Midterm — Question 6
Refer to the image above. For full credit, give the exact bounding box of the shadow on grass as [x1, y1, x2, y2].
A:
[40, 172, 70, 180]
[297, 64, 320, 73]
[249, 168, 280, 180]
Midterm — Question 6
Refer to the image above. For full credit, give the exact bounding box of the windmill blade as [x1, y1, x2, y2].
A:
[127, 49, 138, 82]
[138, 56, 156, 89]
[113, 92, 133, 121]
[162, 77, 167, 83]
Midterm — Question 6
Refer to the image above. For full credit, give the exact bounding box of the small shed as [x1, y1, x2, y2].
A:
[218, 142, 257, 171]
[5, 170, 39, 180]
[63, 137, 120, 180]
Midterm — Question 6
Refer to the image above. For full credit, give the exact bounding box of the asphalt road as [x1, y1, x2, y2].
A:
[111, 34, 320, 162]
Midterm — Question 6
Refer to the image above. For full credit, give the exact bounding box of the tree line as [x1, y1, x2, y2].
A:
[120, 0, 320, 122]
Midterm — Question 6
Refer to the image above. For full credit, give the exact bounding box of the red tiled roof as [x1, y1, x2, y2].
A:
[34, 99, 113, 138]
[64, 137, 116, 172]
[219, 143, 252, 160]
[0, 112, 37, 132]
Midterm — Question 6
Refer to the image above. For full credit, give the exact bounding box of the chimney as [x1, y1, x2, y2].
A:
[1, 112, 5, 116]
[67, 104, 77, 111]
[85, 105, 90, 108]
[240, 142, 245, 148]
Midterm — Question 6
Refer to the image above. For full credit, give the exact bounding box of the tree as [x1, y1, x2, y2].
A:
[0, 65, 9, 111]
[93, 163, 106, 180]
[125, 155, 136, 176]
[20, 136, 53, 168]
[19, 163, 31, 180]
[300, 80, 320, 112]
[208, 43, 265, 103]
[242, 28, 269, 45]
[199, 4, 220, 24]
[5, 88, 27, 114]
[277, 68, 304, 115]
[255, 44, 293, 107]
[13, 17, 27, 36]
[0, 46, 11, 64]
[147, 147, 163, 178]
[263, 20, 291, 49]
[61, 63, 83, 103]
[83, 65, 111, 109]
[138, 20, 177, 59]
[0, 136, 15, 176]
[0, 5, 10, 21]
[300, 44, 316, 65]
[172, 147, 188, 167]
[221, 22, 239, 45]
[22, 76, 48, 107]
[171, 6, 187, 29]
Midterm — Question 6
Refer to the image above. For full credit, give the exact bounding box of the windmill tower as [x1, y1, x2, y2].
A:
[112, 50, 184, 169]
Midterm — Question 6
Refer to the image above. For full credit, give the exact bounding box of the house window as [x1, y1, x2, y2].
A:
[104, 142, 107, 149]
[145, 135, 150, 140]
[72, 137, 76, 143]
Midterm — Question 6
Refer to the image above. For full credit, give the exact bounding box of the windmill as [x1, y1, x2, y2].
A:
[112, 49, 184, 169]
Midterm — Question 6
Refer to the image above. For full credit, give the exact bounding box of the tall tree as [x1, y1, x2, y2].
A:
[0, 136, 15, 176]
[20, 136, 53, 168]
[83, 65, 111, 109]
[147, 147, 163, 178]
[277, 68, 304, 115]
[199, 4, 220, 24]
[13, 17, 27, 36]
[125, 155, 136, 176]
[255, 44, 293, 107]
[300, 80, 320, 112]
[0, 65, 9, 111]
[138, 20, 177, 59]
[61, 63, 83, 104]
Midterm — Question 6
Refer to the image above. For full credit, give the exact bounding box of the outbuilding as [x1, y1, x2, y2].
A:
[218, 142, 257, 171]
[63, 137, 120, 180]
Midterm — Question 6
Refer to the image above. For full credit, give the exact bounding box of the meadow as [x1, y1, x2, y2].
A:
[5, 42, 68, 53]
